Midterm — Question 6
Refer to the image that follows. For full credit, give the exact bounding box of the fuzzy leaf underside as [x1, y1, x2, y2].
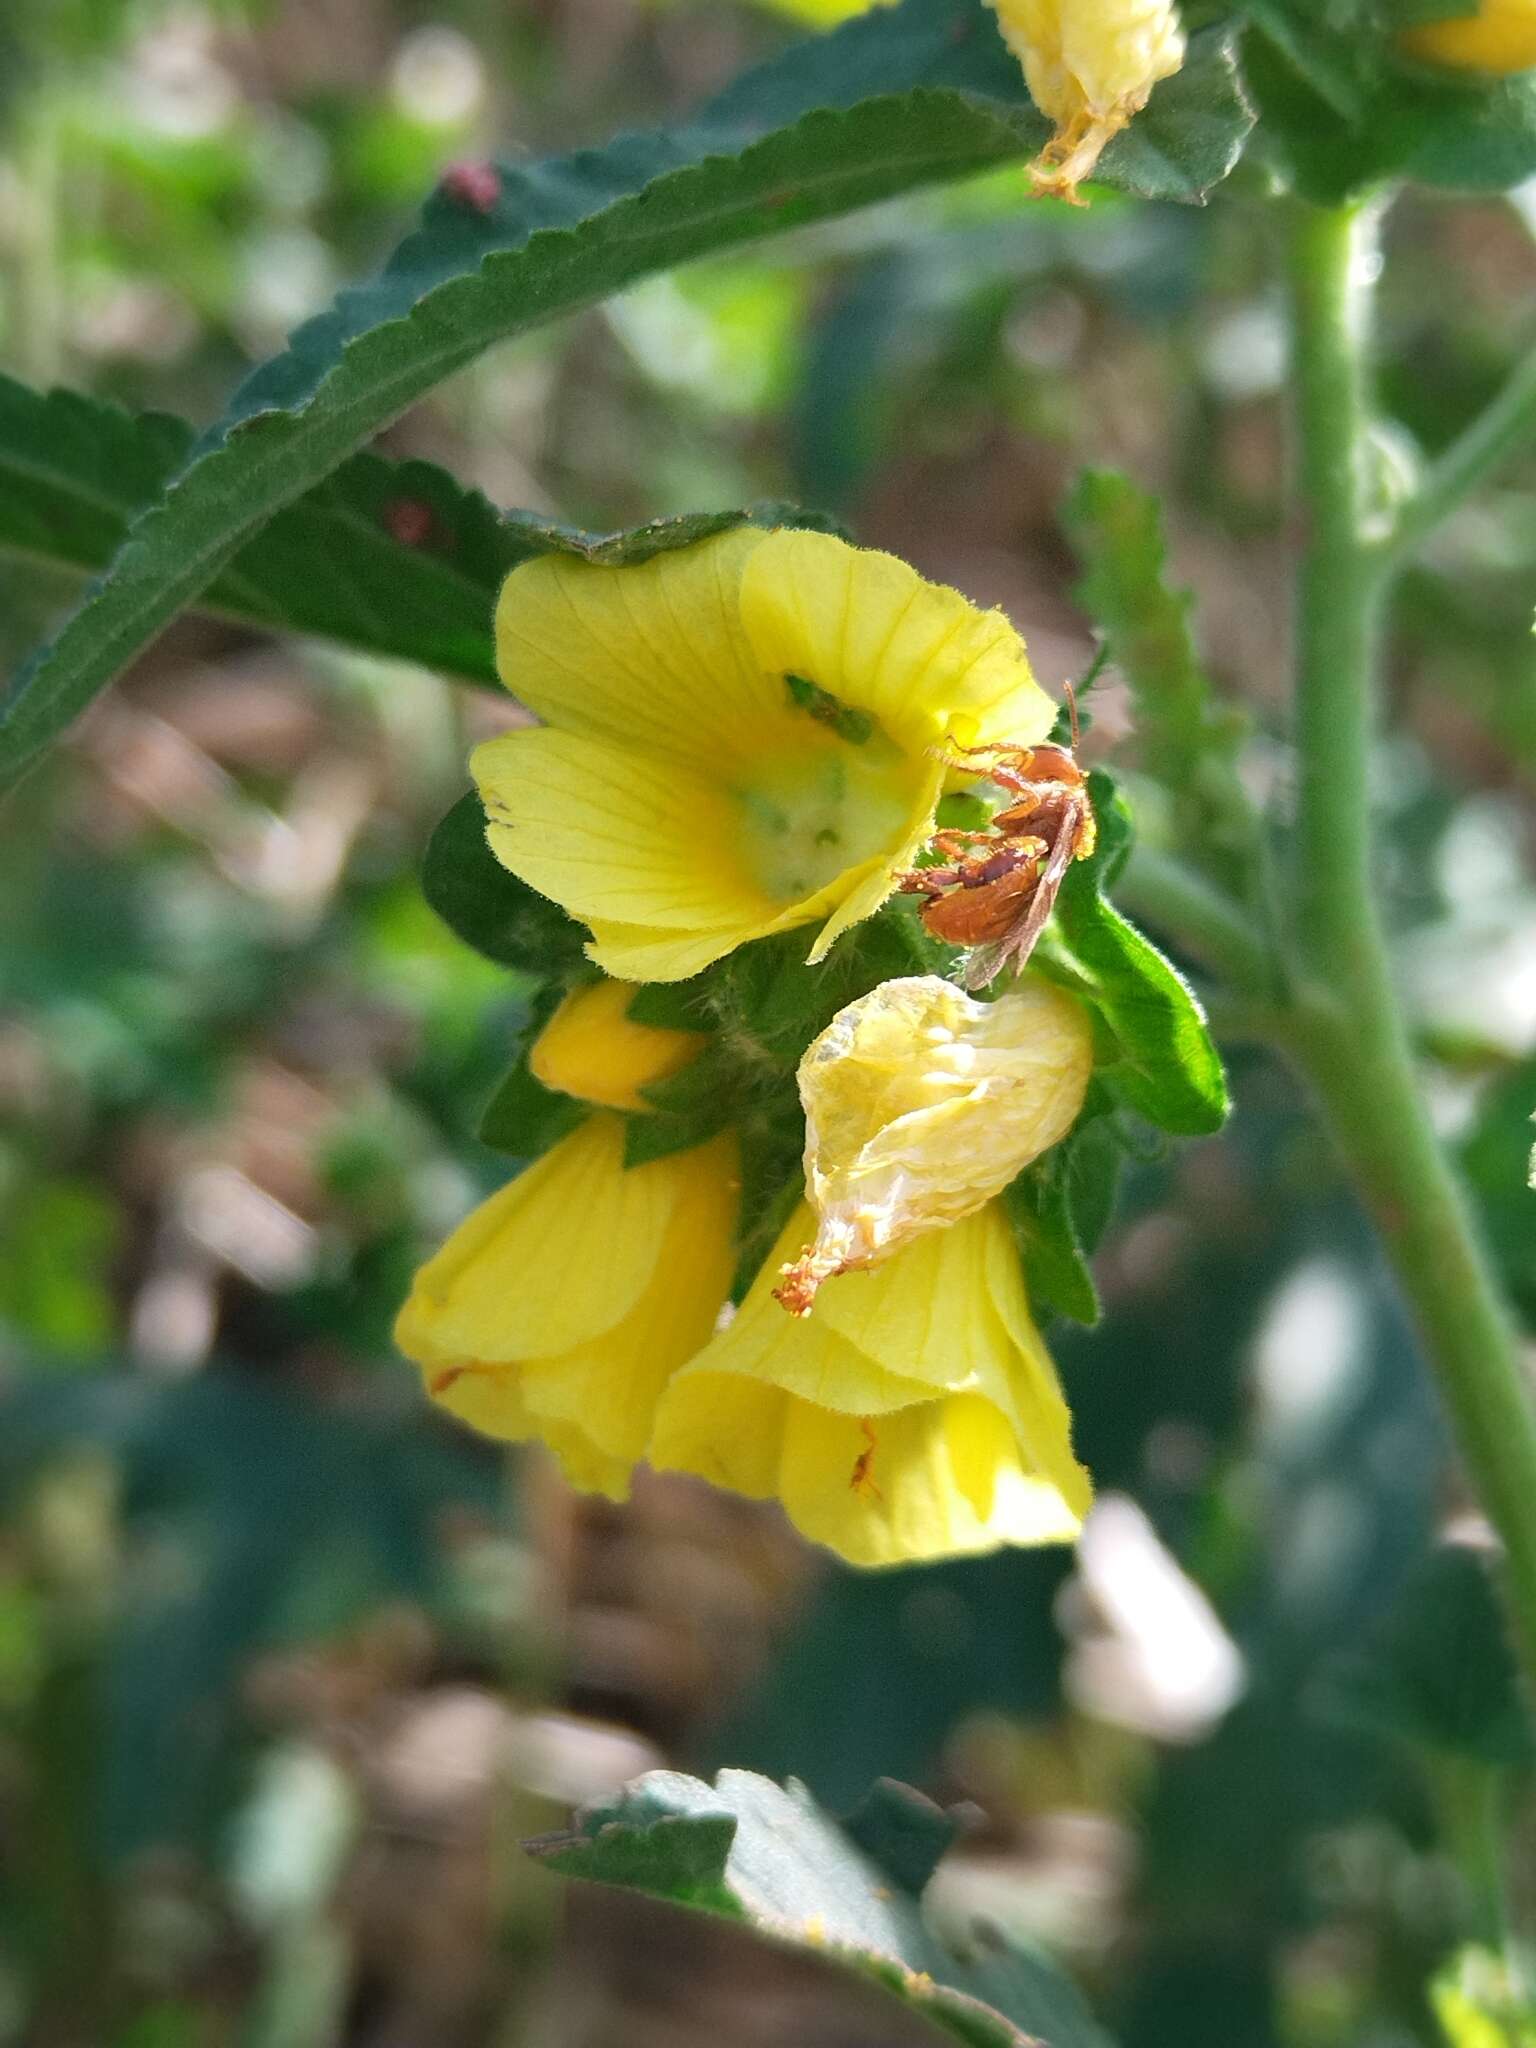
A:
[0, 6, 1251, 789]
[527, 1768, 1113, 2048]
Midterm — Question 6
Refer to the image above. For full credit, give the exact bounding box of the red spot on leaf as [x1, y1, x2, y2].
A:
[441, 160, 501, 213]
[384, 498, 435, 548]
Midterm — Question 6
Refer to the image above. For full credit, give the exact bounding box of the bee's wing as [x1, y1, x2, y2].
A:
[956, 800, 1084, 991]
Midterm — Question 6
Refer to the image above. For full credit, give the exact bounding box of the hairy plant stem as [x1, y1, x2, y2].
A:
[1283, 199, 1536, 1695]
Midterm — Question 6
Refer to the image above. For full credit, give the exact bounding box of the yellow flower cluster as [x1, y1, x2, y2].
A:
[398, 972, 1093, 1566]
[398, 528, 1100, 1568]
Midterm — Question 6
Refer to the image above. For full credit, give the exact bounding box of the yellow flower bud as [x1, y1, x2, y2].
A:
[987, 0, 1186, 200]
[1398, 0, 1536, 73]
[776, 974, 1093, 1314]
[528, 977, 707, 1112]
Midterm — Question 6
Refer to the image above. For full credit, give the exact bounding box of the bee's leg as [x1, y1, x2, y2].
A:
[895, 863, 963, 896]
[929, 828, 997, 859]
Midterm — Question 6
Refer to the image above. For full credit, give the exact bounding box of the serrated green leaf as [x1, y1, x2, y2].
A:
[527, 1768, 1112, 2048]
[1063, 469, 1251, 880]
[1041, 776, 1228, 1137]
[0, 5, 1252, 791]
[422, 792, 589, 975]
[0, 376, 842, 687]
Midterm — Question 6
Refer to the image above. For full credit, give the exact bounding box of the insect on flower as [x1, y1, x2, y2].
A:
[895, 700, 1096, 990]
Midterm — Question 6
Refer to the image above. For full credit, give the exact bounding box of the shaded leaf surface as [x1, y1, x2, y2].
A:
[0, 6, 1251, 789]
[528, 1767, 1112, 2048]
[0, 377, 840, 687]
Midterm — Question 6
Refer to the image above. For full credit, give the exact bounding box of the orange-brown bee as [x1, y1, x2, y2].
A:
[895, 735, 1096, 990]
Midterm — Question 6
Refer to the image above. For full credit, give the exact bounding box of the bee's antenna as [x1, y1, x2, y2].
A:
[1066, 679, 1081, 752]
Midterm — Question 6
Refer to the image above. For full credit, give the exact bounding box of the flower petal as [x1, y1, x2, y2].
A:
[514, 1131, 738, 1467]
[739, 530, 1057, 757]
[428, 1367, 634, 1502]
[395, 1114, 672, 1365]
[473, 726, 773, 930]
[649, 1374, 1085, 1567]
[494, 527, 783, 766]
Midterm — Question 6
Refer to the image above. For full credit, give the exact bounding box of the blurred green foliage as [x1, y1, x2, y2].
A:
[1, 0, 1535, 2045]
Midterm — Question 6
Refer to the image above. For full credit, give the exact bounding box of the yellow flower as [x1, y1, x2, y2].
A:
[649, 1200, 1091, 1567]
[473, 527, 1055, 983]
[398, 1115, 739, 1498]
[530, 978, 707, 1111]
[777, 974, 1094, 1312]
[988, 0, 1185, 200]
[1398, 0, 1536, 72]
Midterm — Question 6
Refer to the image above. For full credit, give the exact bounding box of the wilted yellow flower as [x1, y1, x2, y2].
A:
[530, 978, 707, 1111]
[1398, 0, 1536, 72]
[398, 1115, 739, 1498]
[649, 1201, 1091, 1567]
[777, 975, 1093, 1313]
[473, 527, 1055, 983]
[988, 0, 1185, 200]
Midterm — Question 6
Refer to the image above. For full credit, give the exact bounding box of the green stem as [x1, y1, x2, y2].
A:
[1283, 198, 1536, 1698]
[1382, 336, 1536, 573]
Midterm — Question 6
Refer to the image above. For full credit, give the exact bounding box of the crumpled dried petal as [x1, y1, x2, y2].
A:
[988, 0, 1185, 201]
[529, 977, 707, 1111]
[776, 974, 1092, 1314]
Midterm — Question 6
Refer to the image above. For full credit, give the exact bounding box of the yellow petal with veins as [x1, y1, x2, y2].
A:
[398, 1117, 738, 1497]
[738, 529, 1055, 757]
[648, 1202, 1090, 1567]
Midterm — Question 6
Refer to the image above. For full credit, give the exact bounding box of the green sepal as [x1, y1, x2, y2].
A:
[730, 1124, 809, 1303]
[623, 1053, 742, 1168]
[477, 1057, 588, 1159]
[422, 791, 588, 975]
[1040, 773, 1229, 1138]
[1004, 1091, 1125, 1326]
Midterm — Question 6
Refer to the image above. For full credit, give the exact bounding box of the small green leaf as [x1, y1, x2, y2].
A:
[1042, 776, 1229, 1137]
[1004, 1101, 1124, 1325]
[422, 792, 588, 975]
[624, 1054, 740, 1167]
[527, 1768, 1113, 2048]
